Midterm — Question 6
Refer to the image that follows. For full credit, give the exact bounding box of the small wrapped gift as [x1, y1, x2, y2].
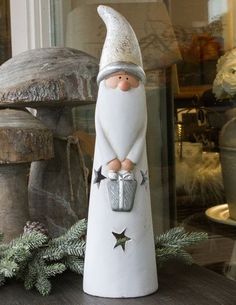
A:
[107, 172, 137, 212]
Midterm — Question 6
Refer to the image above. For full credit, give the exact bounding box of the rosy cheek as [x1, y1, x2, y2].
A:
[129, 77, 139, 88]
[105, 77, 118, 88]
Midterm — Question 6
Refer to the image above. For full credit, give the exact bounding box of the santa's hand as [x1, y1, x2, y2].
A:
[108, 158, 121, 172]
[121, 159, 135, 172]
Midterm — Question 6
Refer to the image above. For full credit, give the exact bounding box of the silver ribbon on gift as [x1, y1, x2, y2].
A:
[107, 172, 137, 212]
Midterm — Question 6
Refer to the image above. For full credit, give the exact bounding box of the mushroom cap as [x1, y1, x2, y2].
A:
[0, 47, 98, 108]
[0, 109, 54, 163]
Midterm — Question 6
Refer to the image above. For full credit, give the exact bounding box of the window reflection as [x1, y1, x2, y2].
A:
[50, 0, 236, 281]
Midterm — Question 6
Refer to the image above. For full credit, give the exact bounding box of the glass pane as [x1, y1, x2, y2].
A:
[171, 0, 236, 280]
[50, 0, 236, 282]
[51, 0, 178, 233]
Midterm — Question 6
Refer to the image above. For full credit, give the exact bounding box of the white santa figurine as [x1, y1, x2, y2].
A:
[83, 5, 158, 298]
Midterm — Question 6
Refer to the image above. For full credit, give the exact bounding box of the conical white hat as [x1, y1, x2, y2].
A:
[97, 5, 146, 84]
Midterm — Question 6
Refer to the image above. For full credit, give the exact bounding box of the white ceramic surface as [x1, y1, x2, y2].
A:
[83, 80, 158, 298]
[98, 5, 143, 72]
[83, 5, 158, 298]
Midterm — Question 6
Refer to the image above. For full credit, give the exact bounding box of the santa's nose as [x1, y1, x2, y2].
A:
[118, 80, 131, 91]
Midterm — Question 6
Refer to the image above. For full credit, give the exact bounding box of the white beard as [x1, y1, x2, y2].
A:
[96, 80, 147, 162]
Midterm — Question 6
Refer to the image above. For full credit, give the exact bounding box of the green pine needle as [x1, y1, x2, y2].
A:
[65, 240, 86, 257]
[10, 232, 48, 250]
[155, 227, 208, 268]
[44, 263, 66, 277]
[156, 227, 208, 249]
[0, 260, 18, 278]
[63, 219, 87, 241]
[42, 246, 64, 261]
[65, 256, 84, 274]
[51, 219, 87, 248]
[24, 264, 38, 290]
[21, 219, 87, 295]
[0, 221, 208, 296]
[35, 277, 52, 296]
[156, 247, 193, 268]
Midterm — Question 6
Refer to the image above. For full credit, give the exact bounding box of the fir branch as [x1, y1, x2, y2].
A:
[6, 247, 31, 264]
[9, 232, 48, 251]
[63, 218, 87, 241]
[42, 245, 64, 261]
[35, 276, 52, 296]
[65, 256, 84, 274]
[156, 247, 193, 268]
[0, 231, 48, 290]
[16, 260, 29, 281]
[24, 256, 51, 295]
[156, 227, 208, 249]
[65, 240, 86, 257]
[51, 219, 87, 247]
[0, 259, 18, 278]
[44, 263, 66, 277]
[22, 219, 87, 296]
[155, 227, 208, 269]
[26, 257, 65, 295]
[24, 261, 38, 290]
[0, 220, 208, 296]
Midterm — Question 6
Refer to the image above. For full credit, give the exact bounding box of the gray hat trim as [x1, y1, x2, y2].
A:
[97, 62, 146, 84]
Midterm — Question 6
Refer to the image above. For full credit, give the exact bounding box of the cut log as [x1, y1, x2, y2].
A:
[0, 108, 53, 241]
[0, 109, 53, 163]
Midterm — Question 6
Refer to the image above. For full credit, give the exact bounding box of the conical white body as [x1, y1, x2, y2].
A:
[83, 81, 158, 298]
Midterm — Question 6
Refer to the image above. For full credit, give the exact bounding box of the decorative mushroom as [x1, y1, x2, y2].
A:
[0, 47, 98, 237]
[0, 108, 53, 241]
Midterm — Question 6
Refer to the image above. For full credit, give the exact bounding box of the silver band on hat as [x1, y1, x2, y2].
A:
[97, 62, 146, 84]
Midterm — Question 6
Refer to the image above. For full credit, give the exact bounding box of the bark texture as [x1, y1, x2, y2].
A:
[0, 109, 53, 163]
[0, 47, 98, 107]
[0, 164, 30, 242]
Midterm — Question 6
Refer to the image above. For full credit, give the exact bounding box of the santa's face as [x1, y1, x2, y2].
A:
[105, 72, 139, 91]
[96, 70, 146, 167]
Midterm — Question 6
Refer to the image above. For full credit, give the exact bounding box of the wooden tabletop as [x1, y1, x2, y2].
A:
[1, 263, 236, 305]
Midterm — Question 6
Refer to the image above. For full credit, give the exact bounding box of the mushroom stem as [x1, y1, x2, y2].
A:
[0, 109, 53, 242]
[0, 163, 30, 242]
[29, 106, 87, 237]
[35, 106, 74, 137]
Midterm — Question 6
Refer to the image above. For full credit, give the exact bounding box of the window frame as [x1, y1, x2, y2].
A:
[10, 0, 52, 56]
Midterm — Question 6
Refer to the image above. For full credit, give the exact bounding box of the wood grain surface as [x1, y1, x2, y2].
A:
[0, 109, 53, 163]
[0, 48, 98, 108]
[1, 263, 236, 305]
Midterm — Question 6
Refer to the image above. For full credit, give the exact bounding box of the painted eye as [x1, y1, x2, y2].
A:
[126, 77, 129, 80]
[119, 76, 122, 79]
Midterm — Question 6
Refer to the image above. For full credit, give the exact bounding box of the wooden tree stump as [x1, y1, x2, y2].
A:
[0, 47, 99, 237]
[0, 109, 53, 241]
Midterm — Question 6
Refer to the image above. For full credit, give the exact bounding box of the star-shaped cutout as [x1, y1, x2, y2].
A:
[140, 170, 148, 186]
[93, 166, 106, 187]
[112, 229, 131, 251]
